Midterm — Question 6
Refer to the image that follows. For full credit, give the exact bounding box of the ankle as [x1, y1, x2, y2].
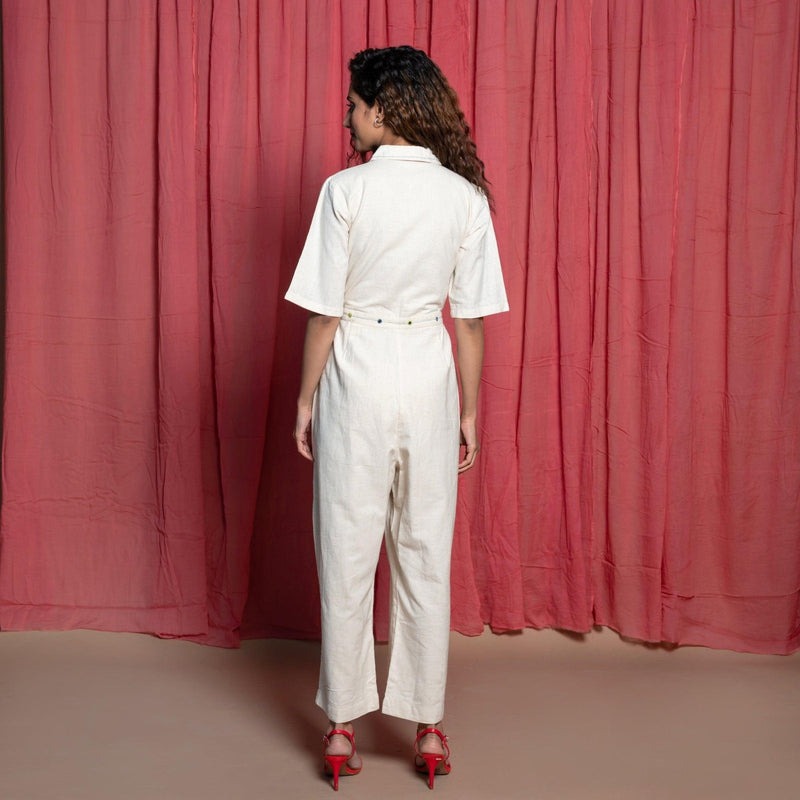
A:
[328, 720, 354, 734]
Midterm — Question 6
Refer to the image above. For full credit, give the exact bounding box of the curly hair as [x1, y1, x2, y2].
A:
[348, 46, 493, 208]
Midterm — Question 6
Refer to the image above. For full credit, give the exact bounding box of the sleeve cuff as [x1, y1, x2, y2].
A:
[284, 290, 343, 317]
[449, 301, 510, 319]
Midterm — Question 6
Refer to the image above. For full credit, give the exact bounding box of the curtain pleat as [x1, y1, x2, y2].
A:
[1, 0, 798, 654]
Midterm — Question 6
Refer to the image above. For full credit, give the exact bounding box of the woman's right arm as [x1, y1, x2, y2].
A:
[294, 312, 340, 461]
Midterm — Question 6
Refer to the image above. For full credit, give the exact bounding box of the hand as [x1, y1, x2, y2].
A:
[294, 403, 313, 461]
[457, 416, 480, 473]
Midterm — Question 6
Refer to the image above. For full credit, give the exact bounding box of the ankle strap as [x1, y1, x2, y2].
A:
[324, 728, 356, 750]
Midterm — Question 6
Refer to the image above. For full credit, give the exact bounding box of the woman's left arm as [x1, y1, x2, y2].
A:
[454, 316, 485, 473]
[294, 312, 340, 461]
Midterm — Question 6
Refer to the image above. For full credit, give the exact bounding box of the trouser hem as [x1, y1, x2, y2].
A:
[381, 695, 445, 724]
[316, 692, 380, 723]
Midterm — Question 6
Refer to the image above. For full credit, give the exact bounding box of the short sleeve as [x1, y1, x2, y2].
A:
[284, 178, 350, 316]
[448, 193, 509, 318]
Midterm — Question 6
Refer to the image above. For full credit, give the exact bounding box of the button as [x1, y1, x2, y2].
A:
[407, 321, 412, 325]
[377, 319, 382, 323]
[347, 312, 352, 318]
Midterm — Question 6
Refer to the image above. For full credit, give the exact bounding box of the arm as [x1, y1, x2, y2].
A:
[294, 312, 340, 461]
[453, 316, 485, 473]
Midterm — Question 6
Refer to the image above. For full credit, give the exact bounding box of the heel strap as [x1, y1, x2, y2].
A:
[324, 728, 356, 757]
[414, 727, 450, 759]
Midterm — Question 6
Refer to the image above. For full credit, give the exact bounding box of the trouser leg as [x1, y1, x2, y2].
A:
[312, 324, 399, 722]
[381, 342, 460, 722]
[381, 457, 457, 722]
[313, 444, 397, 722]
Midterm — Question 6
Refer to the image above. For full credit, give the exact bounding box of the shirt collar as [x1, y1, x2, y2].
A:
[370, 145, 440, 164]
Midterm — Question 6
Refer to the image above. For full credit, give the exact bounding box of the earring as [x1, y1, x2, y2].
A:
[373, 117, 383, 127]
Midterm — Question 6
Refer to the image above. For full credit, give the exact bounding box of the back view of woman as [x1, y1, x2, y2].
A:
[286, 45, 508, 790]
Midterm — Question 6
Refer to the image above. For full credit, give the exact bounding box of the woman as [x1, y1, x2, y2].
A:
[286, 45, 508, 790]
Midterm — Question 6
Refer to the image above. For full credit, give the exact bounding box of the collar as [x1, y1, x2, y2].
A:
[370, 145, 441, 164]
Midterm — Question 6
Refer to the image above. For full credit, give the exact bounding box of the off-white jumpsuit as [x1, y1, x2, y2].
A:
[285, 145, 508, 723]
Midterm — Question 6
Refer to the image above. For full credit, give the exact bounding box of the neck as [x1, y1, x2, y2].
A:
[377, 130, 412, 147]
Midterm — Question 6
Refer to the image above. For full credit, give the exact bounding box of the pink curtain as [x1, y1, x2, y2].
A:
[2, 1, 798, 654]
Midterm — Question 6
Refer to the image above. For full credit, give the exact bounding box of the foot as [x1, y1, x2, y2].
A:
[414, 723, 451, 788]
[325, 722, 363, 771]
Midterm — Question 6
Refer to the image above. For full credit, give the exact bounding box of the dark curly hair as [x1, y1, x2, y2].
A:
[348, 46, 493, 208]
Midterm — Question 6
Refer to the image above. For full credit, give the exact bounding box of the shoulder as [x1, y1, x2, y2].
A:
[325, 162, 372, 191]
[315, 163, 371, 209]
[446, 173, 490, 224]
[434, 166, 488, 210]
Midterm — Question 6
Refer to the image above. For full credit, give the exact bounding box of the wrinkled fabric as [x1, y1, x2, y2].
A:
[1, 1, 798, 654]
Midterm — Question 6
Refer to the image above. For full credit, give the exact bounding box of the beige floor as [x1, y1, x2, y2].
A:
[0, 627, 797, 800]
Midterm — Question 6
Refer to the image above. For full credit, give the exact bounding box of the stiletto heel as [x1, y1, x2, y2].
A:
[323, 754, 347, 791]
[414, 727, 451, 789]
[323, 728, 361, 791]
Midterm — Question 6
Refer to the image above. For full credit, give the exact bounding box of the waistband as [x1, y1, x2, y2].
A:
[341, 309, 442, 328]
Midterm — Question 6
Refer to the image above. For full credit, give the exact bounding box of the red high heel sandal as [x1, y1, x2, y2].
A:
[323, 728, 361, 791]
[414, 727, 451, 790]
